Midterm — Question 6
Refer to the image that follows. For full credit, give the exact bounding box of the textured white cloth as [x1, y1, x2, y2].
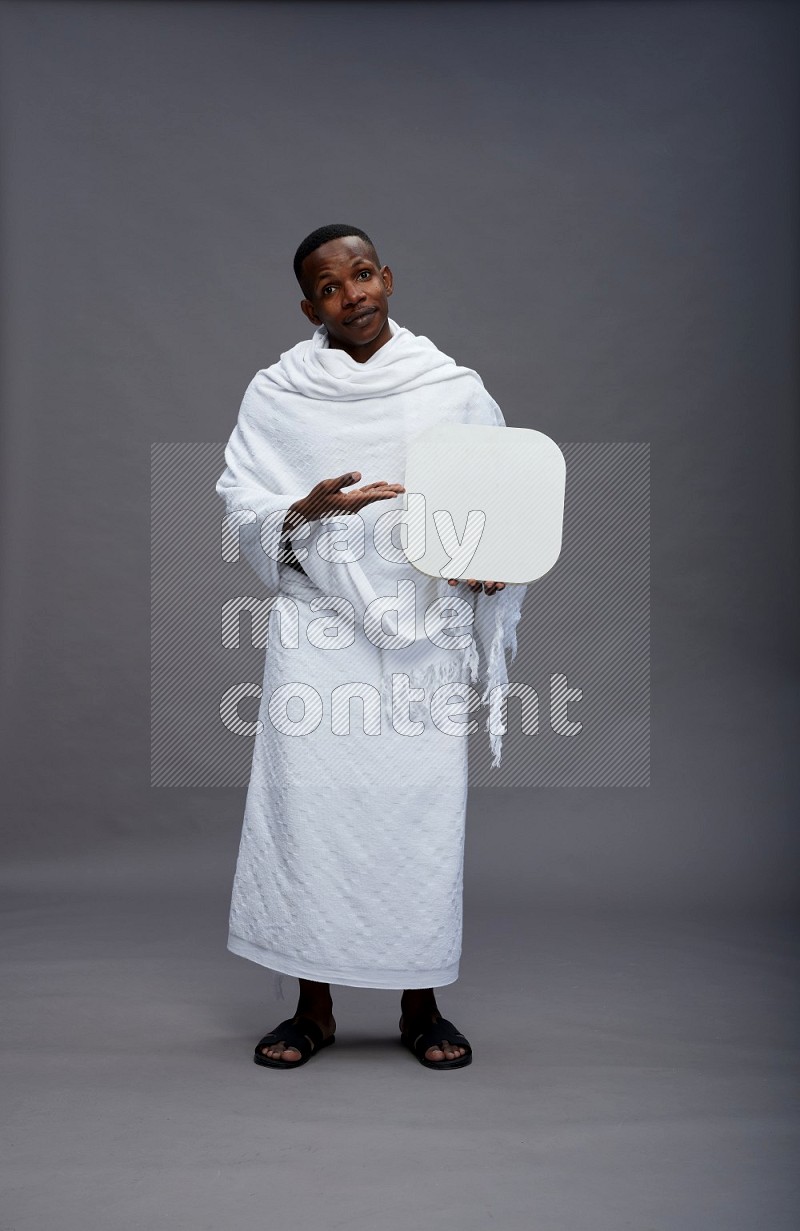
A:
[217, 318, 527, 992]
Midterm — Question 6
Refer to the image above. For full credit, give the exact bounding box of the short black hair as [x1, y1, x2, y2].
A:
[293, 224, 379, 295]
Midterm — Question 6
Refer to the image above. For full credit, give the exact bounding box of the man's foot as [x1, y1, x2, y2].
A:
[399, 1001, 468, 1063]
[260, 1011, 336, 1062]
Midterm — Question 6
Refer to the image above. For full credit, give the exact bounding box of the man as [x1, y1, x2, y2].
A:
[217, 224, 526, 1070]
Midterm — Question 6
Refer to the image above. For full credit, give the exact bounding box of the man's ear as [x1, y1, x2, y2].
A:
[381, 265, 393, 296]
[300, 299, 322, 326]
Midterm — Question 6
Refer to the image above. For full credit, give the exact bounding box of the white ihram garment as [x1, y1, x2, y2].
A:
[216, 319, 526, 993]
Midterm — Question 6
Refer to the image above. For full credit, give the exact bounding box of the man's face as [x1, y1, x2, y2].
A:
[299, 236, 393, 362]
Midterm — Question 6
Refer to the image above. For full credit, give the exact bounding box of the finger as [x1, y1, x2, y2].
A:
[447, 578, 459, 586]
[332, 471, 361, 489]
[353, 490, 403, 510]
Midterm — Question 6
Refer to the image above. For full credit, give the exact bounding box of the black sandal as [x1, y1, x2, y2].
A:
[399, 1013, 473, 1070]
[254, 1015, 336, 1069]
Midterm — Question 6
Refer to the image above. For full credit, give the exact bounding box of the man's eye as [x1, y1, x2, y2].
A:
[322, 285, 335, 296]
[357, 269, 371, 279]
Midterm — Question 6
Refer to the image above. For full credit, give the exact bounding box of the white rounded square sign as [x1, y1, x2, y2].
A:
[401, 424, 565, 585]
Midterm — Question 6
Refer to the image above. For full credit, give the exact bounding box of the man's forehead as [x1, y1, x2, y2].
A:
[307, 238, 377, 275]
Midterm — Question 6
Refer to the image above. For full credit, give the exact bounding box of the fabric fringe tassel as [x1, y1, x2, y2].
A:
[477, 588, 525, 769]
[375, 585, 523, 769]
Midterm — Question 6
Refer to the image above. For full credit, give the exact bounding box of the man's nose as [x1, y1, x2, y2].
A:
[342, 279, 366, 306]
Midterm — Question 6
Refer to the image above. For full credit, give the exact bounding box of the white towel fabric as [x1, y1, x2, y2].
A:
[217, 318, 527, 992]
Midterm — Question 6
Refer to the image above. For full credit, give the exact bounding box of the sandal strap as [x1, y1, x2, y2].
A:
[290, 1015, 326, 1050]
[256, 1015, 325, 1056]
[407, 1016, 471, 1057]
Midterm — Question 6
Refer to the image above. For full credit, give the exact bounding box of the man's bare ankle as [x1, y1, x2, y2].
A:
[294, 979, 334, 1024]
[400, 990, 438, 1018]
[295, 1003, 334, 1023]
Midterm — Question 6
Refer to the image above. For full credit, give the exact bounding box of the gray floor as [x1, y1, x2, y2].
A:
[3, 836, 798, 1231]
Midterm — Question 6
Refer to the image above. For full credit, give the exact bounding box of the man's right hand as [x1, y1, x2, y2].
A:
[279, 472, 405, 571]
[289, 471, 406, 527]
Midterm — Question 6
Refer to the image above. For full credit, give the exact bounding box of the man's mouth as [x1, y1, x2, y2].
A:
[345, 307, 378, 326]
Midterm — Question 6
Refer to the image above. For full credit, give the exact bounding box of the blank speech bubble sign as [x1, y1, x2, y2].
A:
[402, 424, 566, 584]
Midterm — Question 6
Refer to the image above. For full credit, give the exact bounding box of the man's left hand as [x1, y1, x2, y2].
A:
[446, 578, 506, 596]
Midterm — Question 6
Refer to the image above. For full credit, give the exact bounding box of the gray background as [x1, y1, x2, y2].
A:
[1, 2, 798, 1229]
